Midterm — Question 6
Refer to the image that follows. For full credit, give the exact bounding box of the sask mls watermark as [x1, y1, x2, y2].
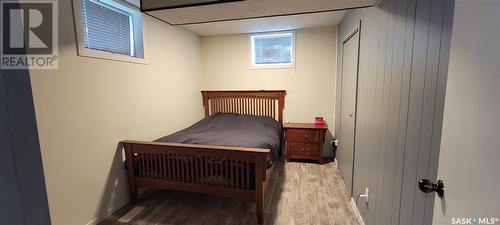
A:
[452, 217, 499, 225]
[1, 0, 58, 69]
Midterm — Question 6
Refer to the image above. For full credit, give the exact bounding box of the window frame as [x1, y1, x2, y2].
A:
[249, 31, 295, 69]
[72, 0, 146, 64]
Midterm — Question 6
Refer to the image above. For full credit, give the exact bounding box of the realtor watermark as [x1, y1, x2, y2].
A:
[451, 217, 499, 225]
[1, 0, 58, 69]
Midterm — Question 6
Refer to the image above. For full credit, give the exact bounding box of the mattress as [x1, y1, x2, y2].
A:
[155, 113, 283, 168]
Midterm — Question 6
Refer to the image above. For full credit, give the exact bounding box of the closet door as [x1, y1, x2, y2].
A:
[338, 25, 360, 197]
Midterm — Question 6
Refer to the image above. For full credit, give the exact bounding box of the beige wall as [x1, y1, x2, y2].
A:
[201, 27, 338, 152]
[433, 0, 500, 223]
[29, 1, 203, 225]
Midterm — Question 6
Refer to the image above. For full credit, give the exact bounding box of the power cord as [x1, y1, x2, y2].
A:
[355, 193, 368, 206]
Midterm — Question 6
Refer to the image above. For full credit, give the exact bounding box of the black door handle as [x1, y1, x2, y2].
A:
[418, 179, 444, 198]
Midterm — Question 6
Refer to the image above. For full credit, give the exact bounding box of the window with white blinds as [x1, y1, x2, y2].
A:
[81, 0, 132, 55]
[250, 32, 294, 68]
[73, 0, 144, 63]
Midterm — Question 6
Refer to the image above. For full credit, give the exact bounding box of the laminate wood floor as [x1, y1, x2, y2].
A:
[99, 159, 359, 225]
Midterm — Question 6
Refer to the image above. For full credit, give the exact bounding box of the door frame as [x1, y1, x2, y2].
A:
[337, 20, 362, 197]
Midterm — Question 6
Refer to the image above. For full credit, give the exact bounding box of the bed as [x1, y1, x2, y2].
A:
[120, 90, 286, 224]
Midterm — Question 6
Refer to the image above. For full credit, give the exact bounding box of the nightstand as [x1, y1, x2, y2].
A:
[284, 122, 328, 164]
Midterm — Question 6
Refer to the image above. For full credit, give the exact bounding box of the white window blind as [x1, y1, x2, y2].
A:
[80, 0, 134, 56]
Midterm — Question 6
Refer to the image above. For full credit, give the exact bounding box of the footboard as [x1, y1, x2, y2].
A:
[120, 140, 269, 223]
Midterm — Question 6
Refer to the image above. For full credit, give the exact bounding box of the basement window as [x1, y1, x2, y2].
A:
[73, 0, 145, 63]
[250, 32, 294, 68]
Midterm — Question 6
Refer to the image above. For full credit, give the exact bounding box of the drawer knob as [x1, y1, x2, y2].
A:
[304, 134, 308, 138]
[301, 148, 305, 152]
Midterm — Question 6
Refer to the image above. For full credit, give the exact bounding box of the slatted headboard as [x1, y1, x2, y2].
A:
[201, 90, 286, 123]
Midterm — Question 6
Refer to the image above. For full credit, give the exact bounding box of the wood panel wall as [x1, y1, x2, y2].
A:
[335, 0, 454, 224]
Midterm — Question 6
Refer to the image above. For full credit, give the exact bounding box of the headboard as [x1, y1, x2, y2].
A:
[201, 90, 286, 123]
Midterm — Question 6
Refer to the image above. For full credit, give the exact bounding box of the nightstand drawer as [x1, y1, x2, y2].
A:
[286, 129, 320, 143]
[288, 142, 319, 156]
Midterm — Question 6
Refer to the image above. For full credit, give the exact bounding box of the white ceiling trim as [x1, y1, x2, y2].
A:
[181, 11, 346, 36]
[144, 0, 376, 25]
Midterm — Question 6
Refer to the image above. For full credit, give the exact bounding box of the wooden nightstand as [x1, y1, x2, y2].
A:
[284, 122, 328, 164]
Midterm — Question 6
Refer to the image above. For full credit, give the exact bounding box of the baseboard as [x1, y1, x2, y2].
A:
[335, 160, 362, 224]
[85, 205, 124, 225]
[85, 203, 126, 225]
[86, 216, 104, 225]
[85, 188, 149, 225]
[350, 197, 366, 225]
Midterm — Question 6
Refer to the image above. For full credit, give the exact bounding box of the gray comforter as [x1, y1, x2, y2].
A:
[155, 113, 283, 168]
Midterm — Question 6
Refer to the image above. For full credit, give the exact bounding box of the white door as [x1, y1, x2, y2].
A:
[338, 26, 360, 196]
[432, 1, 500, 224]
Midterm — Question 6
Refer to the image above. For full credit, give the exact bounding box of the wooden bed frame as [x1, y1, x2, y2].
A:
[120, 90, 286, 224]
